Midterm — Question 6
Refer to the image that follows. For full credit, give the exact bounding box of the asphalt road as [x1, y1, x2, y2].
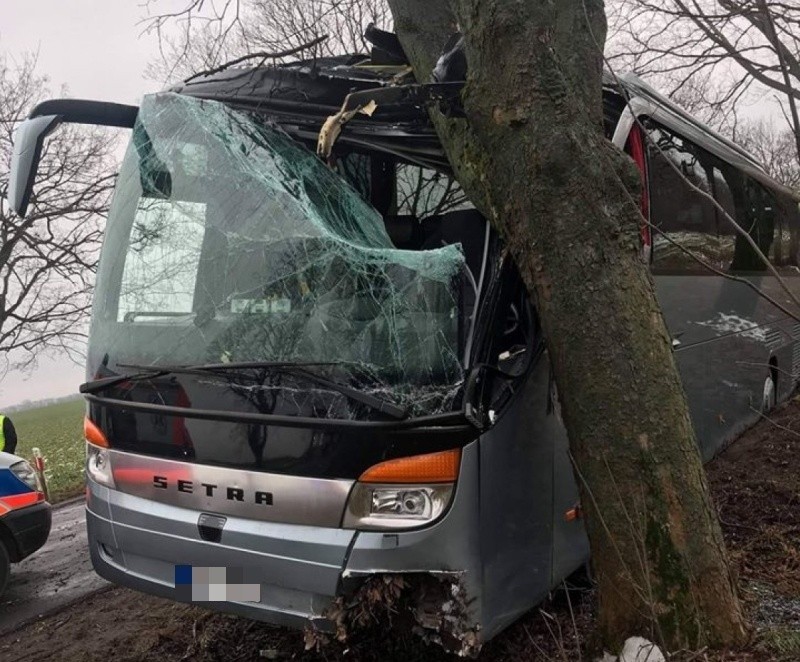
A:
[0, 498, 108, 636]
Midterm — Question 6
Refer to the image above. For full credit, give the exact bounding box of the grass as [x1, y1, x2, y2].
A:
[759, 628, 800, 659]
[10, 398, 85, 503]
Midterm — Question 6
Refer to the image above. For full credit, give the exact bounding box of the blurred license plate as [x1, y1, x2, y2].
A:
[174, 565, 261, 602]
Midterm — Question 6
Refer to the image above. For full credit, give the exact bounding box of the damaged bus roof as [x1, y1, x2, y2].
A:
[170, 56, 453, 171]
[168, 57, 800, 203]
[19, 48, 799, 211]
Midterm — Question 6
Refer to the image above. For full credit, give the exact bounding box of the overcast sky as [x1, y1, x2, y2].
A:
[0, 1, 183, 408]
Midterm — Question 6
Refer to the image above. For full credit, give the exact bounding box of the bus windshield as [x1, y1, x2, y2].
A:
[88, 93, 467, 418]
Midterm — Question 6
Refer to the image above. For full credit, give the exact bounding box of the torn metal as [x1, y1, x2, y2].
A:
[313, 573, 482, 658]
[317, 95, 377, 159]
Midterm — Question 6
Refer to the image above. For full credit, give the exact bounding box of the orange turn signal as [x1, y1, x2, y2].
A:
[84, 416, 109, 448]
[359, 449, 461, 484]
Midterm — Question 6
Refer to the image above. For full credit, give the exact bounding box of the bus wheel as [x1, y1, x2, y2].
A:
[761, 374, 777, 413]
[0, 543, 9, 598]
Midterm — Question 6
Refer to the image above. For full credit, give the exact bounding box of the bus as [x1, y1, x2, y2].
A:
[8, 33, 800, 655]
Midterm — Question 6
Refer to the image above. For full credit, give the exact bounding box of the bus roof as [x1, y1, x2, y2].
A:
[171, 56, 798, 202]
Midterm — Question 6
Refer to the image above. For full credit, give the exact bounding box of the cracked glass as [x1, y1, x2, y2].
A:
[89, 93, 467, 418]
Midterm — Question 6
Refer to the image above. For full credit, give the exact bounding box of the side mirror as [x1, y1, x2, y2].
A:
[8, 99, 139, 219]
[9, 114, 63, 218]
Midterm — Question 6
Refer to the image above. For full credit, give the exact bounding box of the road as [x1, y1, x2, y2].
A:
[0, 498, 108, 636]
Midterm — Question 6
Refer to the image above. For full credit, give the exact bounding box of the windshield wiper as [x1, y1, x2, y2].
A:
[79, 360, 341, 394]
[80, 361, 408, 420]
[80, 368, 169, 394]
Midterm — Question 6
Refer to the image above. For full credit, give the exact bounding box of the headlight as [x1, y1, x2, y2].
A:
[343, 483, 454, 530]
[10, 460, 40, 492]
[342, 449, 460, 531]
[86, 443, 115, 489]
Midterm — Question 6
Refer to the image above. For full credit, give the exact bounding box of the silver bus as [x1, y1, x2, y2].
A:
[8, 36, 800, 655]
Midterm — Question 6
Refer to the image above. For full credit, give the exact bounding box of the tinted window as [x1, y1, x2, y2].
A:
[647, 122, 795, 274]
[647, 123, 720, 273]
[773, 192, 800, 268]
[713, 162, 776, 272]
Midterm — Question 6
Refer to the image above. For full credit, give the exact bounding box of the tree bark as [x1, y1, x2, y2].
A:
[388, 0, 748, 650]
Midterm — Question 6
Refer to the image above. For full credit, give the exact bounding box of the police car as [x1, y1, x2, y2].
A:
[0, 452, 51, 596]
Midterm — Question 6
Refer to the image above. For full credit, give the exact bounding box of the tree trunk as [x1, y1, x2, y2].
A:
[388, 0, 748, 650]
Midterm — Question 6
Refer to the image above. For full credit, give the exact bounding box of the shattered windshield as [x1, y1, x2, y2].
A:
[89, 93, 467, 418]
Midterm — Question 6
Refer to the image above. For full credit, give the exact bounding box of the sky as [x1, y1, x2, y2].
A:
[0, 1, 184, 408]
[0, 0, 182, 104]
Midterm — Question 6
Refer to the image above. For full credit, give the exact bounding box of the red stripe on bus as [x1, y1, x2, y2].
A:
[113, 467, 184, 484]
[626, 123, 651, 248]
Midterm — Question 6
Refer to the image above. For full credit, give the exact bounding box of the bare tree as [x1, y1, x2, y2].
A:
[733, 118, 800, 189]
[143, 0, 392, 82]
[0, 51, 117, 371]
[607, 0, 800, 165]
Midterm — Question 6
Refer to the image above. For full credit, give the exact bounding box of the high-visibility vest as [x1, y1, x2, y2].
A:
[0, 415, 5, 452]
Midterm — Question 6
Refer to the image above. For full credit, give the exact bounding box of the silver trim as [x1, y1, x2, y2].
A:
[611, 86, 799, 204]
[616, 73, 764, 171]
[109, 450, 354, 527]
[611, 96, 655, 150]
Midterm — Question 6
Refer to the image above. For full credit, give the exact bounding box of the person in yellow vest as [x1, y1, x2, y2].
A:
[0, 415, 18, 454]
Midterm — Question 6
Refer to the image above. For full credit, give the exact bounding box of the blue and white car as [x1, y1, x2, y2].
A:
[0, 452, 51, 596]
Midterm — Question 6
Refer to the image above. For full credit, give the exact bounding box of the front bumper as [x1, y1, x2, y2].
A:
[86, 482, 354, 630]
[2, 501, 52, 561]
[85, 441, 482, 637]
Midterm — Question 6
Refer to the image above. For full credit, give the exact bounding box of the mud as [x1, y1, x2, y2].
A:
[0, 499, 108, 637]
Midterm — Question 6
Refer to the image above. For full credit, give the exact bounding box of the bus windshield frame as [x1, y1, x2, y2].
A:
[87, 92, 472, 422]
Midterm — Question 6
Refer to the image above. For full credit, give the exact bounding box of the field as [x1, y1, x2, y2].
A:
[11, 398, 86, 503]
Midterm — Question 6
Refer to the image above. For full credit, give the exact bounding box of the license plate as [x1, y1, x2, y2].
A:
[174, 565, 261, 602]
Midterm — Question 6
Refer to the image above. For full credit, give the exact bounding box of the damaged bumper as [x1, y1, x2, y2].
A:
[86, 481, 354, 631]
[86, 441, 484, 652]
[336, 440, 483, 655]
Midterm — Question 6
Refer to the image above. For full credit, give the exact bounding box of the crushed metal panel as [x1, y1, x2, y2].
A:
[306, 573, 481, 657]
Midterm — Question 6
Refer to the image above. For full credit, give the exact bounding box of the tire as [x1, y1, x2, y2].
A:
[0, 542, 9, 599]
[761, 374, 777, 413]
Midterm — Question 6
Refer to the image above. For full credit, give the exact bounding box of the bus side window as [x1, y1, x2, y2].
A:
[647, 123, 720, 273]
[774, 193, 800, 269]
[714, 164, 777, 273]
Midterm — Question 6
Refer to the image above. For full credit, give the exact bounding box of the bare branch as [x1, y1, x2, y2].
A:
[0, 47, 117, 370]
[183, 34, 330, 82]
[607, 0, 800, 154]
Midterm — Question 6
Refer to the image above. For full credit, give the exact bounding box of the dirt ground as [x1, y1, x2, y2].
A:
[1, 400, 799, 662]
[0, 500, 108, 636]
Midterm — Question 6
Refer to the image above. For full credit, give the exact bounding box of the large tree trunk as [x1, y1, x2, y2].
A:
[388, 0, 748, 650]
